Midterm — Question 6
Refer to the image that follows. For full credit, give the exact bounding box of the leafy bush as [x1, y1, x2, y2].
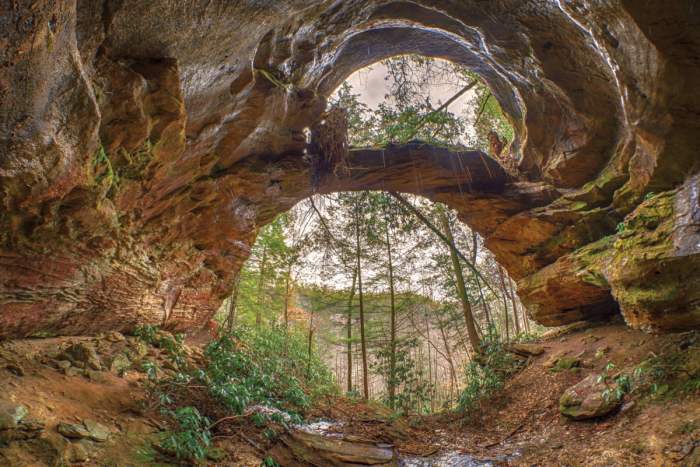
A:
[137, 324, 337, 462]
[371, 337, 433, 414]
[159, 406, 211, 461]
[203, 325, 336, 418]
[458, 328, 521, 413]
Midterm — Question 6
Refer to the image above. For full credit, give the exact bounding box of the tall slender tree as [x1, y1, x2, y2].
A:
[439, 209, 481, 353]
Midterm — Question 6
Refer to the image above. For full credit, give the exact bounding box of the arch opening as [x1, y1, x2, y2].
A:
[2, 0, 697, 342]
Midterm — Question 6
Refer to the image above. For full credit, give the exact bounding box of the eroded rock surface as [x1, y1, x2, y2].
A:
[1, 1, 699, 337]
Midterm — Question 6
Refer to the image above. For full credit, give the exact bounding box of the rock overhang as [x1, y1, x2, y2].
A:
[1, 1, 699, 338]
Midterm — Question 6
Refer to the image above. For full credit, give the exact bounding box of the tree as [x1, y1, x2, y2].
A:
[438, 208, 481, 354]
[353, 195, 370, 400]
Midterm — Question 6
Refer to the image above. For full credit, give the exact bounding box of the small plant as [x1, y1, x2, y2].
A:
[159, 406, 211, 461]
[138, 325, 337, 463]
[141, 360, 159, 381]
[513, 331, 542, 343]
[598, 362, 631, 402]
[203, 326, 335, 420]
[134, 324, 158, 343]
[371, 336, 433, 415]
[92, 145, 119, 194]
[458, 326, 521, 413]
[616, 222, 626, 233]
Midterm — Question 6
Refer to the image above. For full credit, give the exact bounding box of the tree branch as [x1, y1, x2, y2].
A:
[388, 191, 496, 295]
[404, 80, 478, 142]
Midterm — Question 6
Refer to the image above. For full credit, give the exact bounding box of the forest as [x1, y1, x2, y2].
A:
[2, 3, 699, 465]
[217, 55, 535, 414]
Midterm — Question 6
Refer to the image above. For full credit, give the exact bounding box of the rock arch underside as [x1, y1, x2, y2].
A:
[1, 0, 699, 338]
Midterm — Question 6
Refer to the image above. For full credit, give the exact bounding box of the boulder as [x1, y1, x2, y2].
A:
[104, 331, 126, 343]
[129, 340, 148, 359]
[57, 419, 110, 442]
[550, 356, 581, 372]
[85, 369, 106, 382]
[70, 441, 90, 463]
[109, 353, 132, 375]
[0, 403, 28, 430]
[559, 374, 622, 420]
[508, 343, 545, 357]
[4, 363, 25, 377]
[55, 360, 72, 370]
[61, 343, 102, 371]
[270, 430, 397, 466]
[63, 367, 82, 377]
[0, 418, 45, 444]
[57, 422, 91, 439]
[83, 419, 110, 442]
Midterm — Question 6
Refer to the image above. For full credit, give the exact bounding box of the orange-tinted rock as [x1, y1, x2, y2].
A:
[1, 1, 699, 337]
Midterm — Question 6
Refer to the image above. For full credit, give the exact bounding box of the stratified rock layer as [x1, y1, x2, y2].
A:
[1, 1, 699, 337]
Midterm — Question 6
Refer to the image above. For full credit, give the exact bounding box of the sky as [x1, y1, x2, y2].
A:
[291, 58, 487, 291]
[340, 61, 476, 120]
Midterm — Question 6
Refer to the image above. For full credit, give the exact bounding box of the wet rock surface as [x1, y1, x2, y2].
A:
[1, 1, 700, 336]
[278, 420, 501, 467]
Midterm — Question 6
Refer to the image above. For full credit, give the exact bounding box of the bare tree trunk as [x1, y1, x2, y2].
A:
[225, 274, 241, 333]
[354, 203, 369, 400]
[439, 210, 481, 353]
[437, 318, 457, 405]
[283, 265, 291, 330]
[507, 275, 521, 336]
[386, 224, 397, 409]
[470, 231, 492, 329]
[497, 265, 510, 342]
[522, 303, 531, 333]
[346, 268, 357, 394]
[256, 244, 268, 329]
[307, 310, 314, 379]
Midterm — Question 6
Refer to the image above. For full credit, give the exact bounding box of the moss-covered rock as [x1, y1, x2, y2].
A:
[553, 356, 582, 372]
[560, 374, 622, 420]
[606, 180, 700, 331]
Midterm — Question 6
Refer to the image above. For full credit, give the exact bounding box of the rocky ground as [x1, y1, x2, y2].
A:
[0, 321, 698, 466]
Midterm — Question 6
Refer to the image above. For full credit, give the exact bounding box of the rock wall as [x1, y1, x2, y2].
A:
[1, 1, 699, 337]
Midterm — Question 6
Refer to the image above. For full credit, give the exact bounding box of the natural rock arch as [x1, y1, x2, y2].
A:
[1, 1, 699, 338]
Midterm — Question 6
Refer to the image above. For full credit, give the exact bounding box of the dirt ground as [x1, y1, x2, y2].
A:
[304, 320, 700, 466]
[0, 321, 698, 466]
[414, 321, 700, 466]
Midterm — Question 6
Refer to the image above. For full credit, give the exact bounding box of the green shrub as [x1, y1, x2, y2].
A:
[159, 406, 211, 461]
[371, 337, 433, 415]
[140, 325, 336, 432]
[203, 325, 336, 419]
[134, 324, 158, 343]
[458, 328, 521, 413]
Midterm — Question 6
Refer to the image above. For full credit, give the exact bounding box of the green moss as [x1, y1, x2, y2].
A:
[570, 235, 615, 288]
[115, 140, 154, 180]
[93, 145, 116, 189]
[550, 356, 581, 372]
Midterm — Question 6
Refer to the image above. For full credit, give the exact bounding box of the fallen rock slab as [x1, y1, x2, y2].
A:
[559, 374, 622, 420]
[507, 343, 545, 357]
[270, 429, 397, 466]
[83, 419, 110, 442]
[57, 419, 110, 442]
[57, 422, 91, 439]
